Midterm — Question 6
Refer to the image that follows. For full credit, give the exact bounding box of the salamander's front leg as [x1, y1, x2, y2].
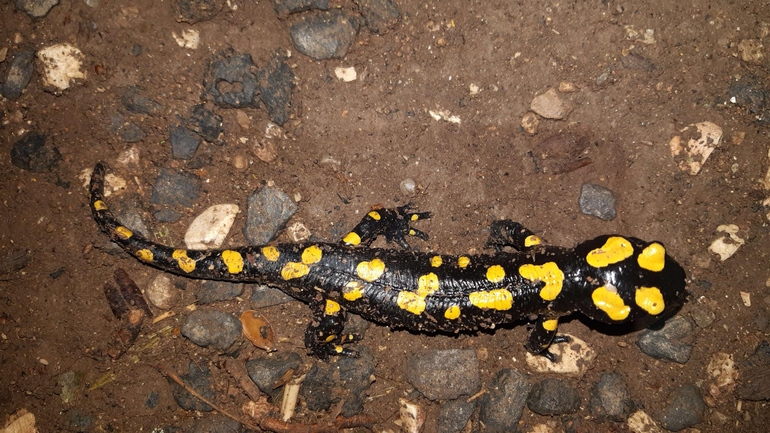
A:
[486, 220, 543, 252]
[524, 316, 572, 362]
[341, 204, 431, 250]
[304, 299, 360, 358]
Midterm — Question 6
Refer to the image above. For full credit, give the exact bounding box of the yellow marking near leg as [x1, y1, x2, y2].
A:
[325, 299, 341, 315]
[592, 285, 630, 321]
[408, 229, 416, 236]
[397, 291, 426, 315]
[136, 249, 154, 262]
[262, 246, 280, 261]
[335, 345, 344, 354]
[518, 262, 565, 301]
[542, 318, 558, 332]
[367, 211, 381, 220]
[524, 235, 542, 247]
[486, 264, 506, 283]
[635, 286, 665, 315]
[172, 249, 196, 273]
[301, 245, 323, 265]
[93, 200, 108, 211]
[115, 226, 133, 240]
[638, 243, 666, 272]
[411, 214, 419, 221]
[343, 281, 364, 301]
[222, 250, 244, 274]
[281, 262, 309, 280]
[342, 232, 361, 246]
[325, 335, 337, 342]
[444, 305, 461, 320]
[468, 289, 513, 311]
[457, 256, 470, 268]
[586, 237, 634, 268]
[356, 259, 385, 282]
[430, 255, 443, 267]
[417, 273, 440, 297]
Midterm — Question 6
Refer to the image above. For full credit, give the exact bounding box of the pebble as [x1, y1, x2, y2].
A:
[11, 132, 62, 172]
[290, 10, 361, 60]
[594, 70, 613, 88]
[728, 78, 769, 122]
[303, 346, 375, 416]
[173, 0, 222, 24]
[627, 410, 662, 433]
[399, 398, 426, 433]
[232, 154, 250, 172]
[478, 369, 531, 433]
[1, 51, 35, 100]
[334, 66, 357, 82]
[286, 221, 311, 242]
[437, 398, 475, 433]
[669, 121, 722, 175]
[636, 316, 693, 364]
[121, 86, 163, 115]
[272, 0, 329, 17]
[150, 168, 201, 208]
[530, 88, 572, 120]
[246, 352, 302, 399]
[356, 0, 401, 34]
[169, 125, 202, 160]
[181, 309, 242, 351]
[736, 341, 770, 401]
[188, 104, 223, 142]
[14, 0, 59, 18]
[184, 204, 239, 249]
[195, 280, 244, 304]
[706, 352, 737, 401]
[589, 373, 635, 422]
[708, 224, 745, 261]
[737, 39, 765, 64]
[250, 284, 294, 308]
[242, 184, 298, 244]
[525, 334, 596, 375]
[579, 183, 617, 221]
[258, 52, 295, 126]
[145, 274, 177, 310]
[621, 52, 656, 72]
[399, 177, 417, 196]
[656, 384, 705, 431]
[202, 52, 258, 108]
[118, 122, 146, 143]
[405, 349, 481, 400]
[189, 414, 243, 433]
[171, 361, 215, 411]
[36, 43, 86, 92]
[526, 378, 581, 415]
[153, 209, 183, 223]
[520, 112, 539, 134]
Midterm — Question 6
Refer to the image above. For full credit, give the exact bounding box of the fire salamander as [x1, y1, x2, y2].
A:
[90, 163, 687, 360]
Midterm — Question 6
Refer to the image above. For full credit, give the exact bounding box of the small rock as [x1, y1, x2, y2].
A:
[530, 88, 572, 120]
[173, 0, 223, 24]
[131, 43, 142, 56]
[286, 221, 311, 242]
[243, 184, 298, 244]
[258, 52, 295, 126]
[525, 334, 596, 375]
[121, 86, 163, 115]
[707, 352, 737, 400]
[400, 178, 417, 196]
[656, 384, 705, 431]
[250, 284, 294, 308]
[169, 125, 202, 160]
[118, 122, 146, 143]
[521, 112, 539, 134]
[334, 66, 357, 82]
[11, 132, 62, 172]
[558, 81, 578, 93]
[145, 274, 177, 310]
[637, 316, 694, 364]
[406, 349, 481, 400]
[150, 169, 201, 208]
[303, 346, 375, 415]
[181, 310, 242, 351]
[437, 398, 474, 433]
[15, 0, 59, 18]
[689, 303, 716, 328]
[196, 280, 244, 304]
[398, 398, 426, 433]
[35, 43, 86, 92]
[737, 39, 765, 64]
[232, 154, 250, 172]
[627, 410, 662, 433]
[579, 183, 617, 221]
[526, 378, 581, 415]
[2, 51, 35, 100]
[736, 341, 770, 401]
[621, 52, 656, 72]
[589, 373, 635, 422]
[272, 0, 329, 17]
[708, 224, 745, 261]
[188, 105, 223, 142]
[246, 352, 302, 399]
[290, 10, 361, 60]
[202, 52, 259, 108]
[728, 78, 768, 121]
[171, 361, 215, 411]
[184, 204, 239, 249]
[172, 29, 200, 49]
[479, 369, 531, 433]
[354, 0, 400, 34]
[669, 121, 722, 175]
[595, 70, 614, 88]
[153, 209, 183, 223]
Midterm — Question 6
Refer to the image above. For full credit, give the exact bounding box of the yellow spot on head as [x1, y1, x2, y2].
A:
[444, 305, 461, 320]
[542, 319, 558, 332]
[486, 264, 506, 283]
[367, 211, 381, 221]
[430, 255, 443, 267]
[115, 226, 133, 240]
[301, 245, 323, 265]
[325, 299, 341, 315]
[397, 291, 426, 315]
[281, 262, 309, 280]
[587, 237, 634, 268]
[417, 273, 440, 297]
[342, 232, 361, 246]
[93, 200, 108, 211]
[469, 289, 513, 311]
[592, 286, 631, 321]
[635, 286, 665, 315]
[136, 249, 154, 262]
[172, 249, 196, 273]
[222, 250, 244, 274]
[343, 281, 364, 301]
[457, 256, 471, 268]
[356, 259, 385, 282]
[262, 246, 280, 262]
[638, 243, 666, 272]
[524, 235, 542, 247]
[518, 262, 565, 301]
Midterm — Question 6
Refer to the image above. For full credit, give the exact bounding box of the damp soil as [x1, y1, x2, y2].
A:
[1, 0, 770, 432]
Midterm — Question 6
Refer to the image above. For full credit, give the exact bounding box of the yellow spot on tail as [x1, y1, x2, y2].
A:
[367, 211, 381, 221]
[93, 200, 108, 211]
[302, 245, 323, 265]
[592, 286, 631, 321]
[518, 262, 565, 301]
[638, 243, 666, 272]
[468, 289, 513, 311]
[430, 255, 443, 267]
[417, 273, 440, 297]
[262, 246, 280, 262]
[325, 299, 341, 315]
[115, 226, 133, 240]
[172, 249, 196, 273]
[343, 281, 364, 301]
[486, 265, 506, 283]
[525, 235, 542, 247]
[635, 286, 665, 315]
[542, 319, 558, 331]
[444, 305, 461, 320]
[136, 249, 154, 262]
[281, 262, 309, 280]
[356, 259, 385, 282]
[222, 250, 244, 274]
[586, 237, 634, 268]
[397, 291, 426, 315]
[457, 256, 470, 268]
[343, 232, 361, 246]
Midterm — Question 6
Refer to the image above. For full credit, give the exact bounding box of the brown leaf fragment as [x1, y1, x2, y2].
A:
[241, 310, 277, 351]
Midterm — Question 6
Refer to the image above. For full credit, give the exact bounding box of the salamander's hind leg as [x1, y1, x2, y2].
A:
[524, 316, 572, 362]
[304, 299, 361, 358]
[486, 220, 543, 252]
[340, 204, 431, 250]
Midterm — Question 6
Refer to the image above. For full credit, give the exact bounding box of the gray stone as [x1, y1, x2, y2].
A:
[121, 86, 163, 115]
[579, 183, 617, 221]
[171, 361, 215, 411]
[258, 52, 295, 126]
[637, 316, 693, 364]
[290, 10, 361, 60]
[589, 373, 635, 422]
[2, 51, 35, 100]
[196, 280, 244, 304]
[479, 369, 531, 433]
[250, 284, 294, 308]
[188, 105, 223, 142]
[657, 384, 705, 431]
[527, 378, 581, 415]
[10, 132, 62, 172]
[438, 398, 475, 433]
[243, 184, 297, 244]
[406, 349, 480, 401]
[181, 310, 242, 351]
[354, 0, 400, 34]
[246, 352, 302, 399]
[169, 125, 201, 160]
[15, 0, 59, 18]
[272, 0, 329, 17]
[202, 53, 259, 108]
[150, 169, 201, 208]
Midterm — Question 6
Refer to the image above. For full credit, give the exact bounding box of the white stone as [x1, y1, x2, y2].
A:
[334, 66, 357, 82]
[184, 204, 240, 250]
[530, 88, 572, 120]
[36, 43, 86, 91]
[669, 122, 723, 175]
[708, 224, 745, 261]
[525, 334, 596, 375]
[172, 29, 200, 49]
[627, 410, 662, 433]
[145, 274, 177, 310]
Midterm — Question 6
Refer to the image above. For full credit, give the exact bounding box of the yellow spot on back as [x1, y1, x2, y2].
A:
[356, 259, 385, 282]
[410, 214, 419, 221]
[115, 226, 133, 240]
[93, 200, 108, 211]
[417, 273, 440, 297]
[525, 235, 542, 247]
[397, 291, 426, 315]
[343, 281, 364, 301]
[586, 237, 634, 268]
[457, 256, 471, 268]
[635, 286, 665, 315]
[368, 211, 381, 221]
[343, 232, 361, 246]
[262, 246, 280, 261]
[281, 262, 309, 280]
[136, 249, 154, 262]
[444, 305, 461, 320]
[518, 262, 565, 301]
[638, 243, 666, 272]
[469, 289, 513, 311]
[542, 319, 558, 332]
[430, 255, 443, 267]
[486, 264, 506, 283]
[222, 250, 244, 274]
[302, 245, 323, 265]
[592, 286, 631, 321]
[172, 249, 196, 273]
[325, 299, 341, 315]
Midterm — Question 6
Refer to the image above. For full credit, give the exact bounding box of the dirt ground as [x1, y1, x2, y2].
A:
[1, 0, 769, 432]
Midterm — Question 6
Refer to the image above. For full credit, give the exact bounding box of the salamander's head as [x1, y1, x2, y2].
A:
[571, 235, 687, 327]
